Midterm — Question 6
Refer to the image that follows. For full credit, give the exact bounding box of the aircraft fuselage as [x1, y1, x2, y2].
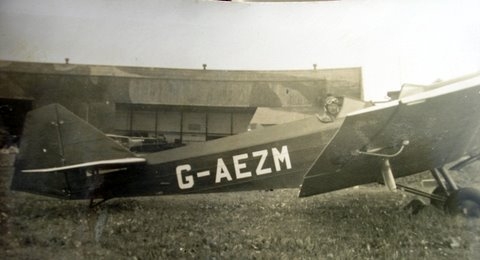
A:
[94, 117, 343, 199]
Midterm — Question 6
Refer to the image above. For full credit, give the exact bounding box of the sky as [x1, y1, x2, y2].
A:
[0, 0, 479, 100]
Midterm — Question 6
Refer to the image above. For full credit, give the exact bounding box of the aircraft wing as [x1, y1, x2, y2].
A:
[299, 73, 480, 197]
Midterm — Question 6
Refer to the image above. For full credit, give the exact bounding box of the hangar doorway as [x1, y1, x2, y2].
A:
[0, 98, 32, 147]
[114, 103, 256, 144]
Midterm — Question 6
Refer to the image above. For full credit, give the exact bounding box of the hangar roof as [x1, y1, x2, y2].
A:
[0, 60, 362, 108]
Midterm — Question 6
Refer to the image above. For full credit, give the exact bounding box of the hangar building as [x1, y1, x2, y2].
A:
[0, 61, 362, 145]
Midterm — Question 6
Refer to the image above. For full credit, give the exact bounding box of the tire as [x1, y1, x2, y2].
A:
[444, 188, 480, 217]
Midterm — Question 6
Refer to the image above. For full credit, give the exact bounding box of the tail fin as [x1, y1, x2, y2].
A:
[11, 104, 145, 198]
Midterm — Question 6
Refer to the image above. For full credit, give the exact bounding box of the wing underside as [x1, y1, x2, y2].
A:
[300, 73, 480, 197]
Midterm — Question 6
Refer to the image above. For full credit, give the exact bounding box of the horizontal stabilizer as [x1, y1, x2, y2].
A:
[21, 158, 146, 173]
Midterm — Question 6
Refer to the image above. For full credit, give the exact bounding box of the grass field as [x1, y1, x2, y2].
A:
[1, 164, 480, 259]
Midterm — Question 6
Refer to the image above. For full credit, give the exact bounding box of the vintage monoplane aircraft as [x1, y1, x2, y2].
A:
[11, 73, 480, 215]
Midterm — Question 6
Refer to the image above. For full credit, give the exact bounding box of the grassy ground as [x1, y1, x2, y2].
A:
[1, 164, 480, 259]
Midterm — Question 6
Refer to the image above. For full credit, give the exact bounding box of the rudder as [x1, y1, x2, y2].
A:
[11, 103, 145, 198]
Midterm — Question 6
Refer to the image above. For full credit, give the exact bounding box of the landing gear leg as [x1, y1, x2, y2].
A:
[429, 167, 480, 217]
[430, 186, 448, 209]
[429, 168, 454, 209]
[396, 168, 453, 209]
[398, 166, 480, 217]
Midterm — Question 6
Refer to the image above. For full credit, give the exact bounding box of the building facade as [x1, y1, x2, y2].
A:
[0, 61, 362, 144]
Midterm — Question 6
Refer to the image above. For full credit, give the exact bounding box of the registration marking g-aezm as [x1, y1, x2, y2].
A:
[176, 145, 292, 190]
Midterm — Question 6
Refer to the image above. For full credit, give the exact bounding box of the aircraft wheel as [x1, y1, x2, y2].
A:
[430, 186, 448, 209]
[444, 188, 480, 217]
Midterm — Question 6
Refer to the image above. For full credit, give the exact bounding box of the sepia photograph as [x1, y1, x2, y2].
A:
[1, 0, 480, 259]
